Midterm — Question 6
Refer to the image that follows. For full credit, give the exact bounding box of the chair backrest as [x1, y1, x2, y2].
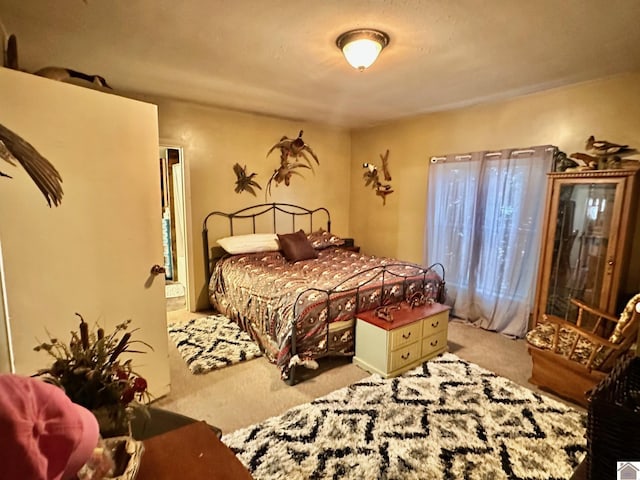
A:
[609, 293, 640, 344]
[597, 294, 640, 371]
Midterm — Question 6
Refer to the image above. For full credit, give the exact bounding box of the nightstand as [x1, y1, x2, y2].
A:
[340, 237, 361, 253]
[353, 302, 449, 378]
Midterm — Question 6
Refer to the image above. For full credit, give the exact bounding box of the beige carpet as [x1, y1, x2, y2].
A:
[154, 309, 584, 435]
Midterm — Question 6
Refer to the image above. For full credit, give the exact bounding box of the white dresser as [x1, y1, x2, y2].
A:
[353, 302, 449, 378]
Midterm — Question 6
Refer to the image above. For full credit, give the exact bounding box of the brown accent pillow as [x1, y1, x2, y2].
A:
[277, 230, 318, 262]
[306, 229, 345, 250]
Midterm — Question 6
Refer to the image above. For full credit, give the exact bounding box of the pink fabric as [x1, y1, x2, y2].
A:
[0, 374, 99, 480]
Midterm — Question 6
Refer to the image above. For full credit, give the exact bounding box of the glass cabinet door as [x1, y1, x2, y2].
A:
[545, 181, 618, 322]
[533, 168, 639, 334]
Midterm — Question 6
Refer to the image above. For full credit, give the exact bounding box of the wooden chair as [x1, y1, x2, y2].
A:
[526, 293, 640, 407]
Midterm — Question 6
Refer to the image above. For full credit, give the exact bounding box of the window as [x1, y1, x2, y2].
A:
[425, 146, 555, 337]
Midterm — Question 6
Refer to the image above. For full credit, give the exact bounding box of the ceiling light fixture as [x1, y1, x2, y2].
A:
[336, 28, 390, 71]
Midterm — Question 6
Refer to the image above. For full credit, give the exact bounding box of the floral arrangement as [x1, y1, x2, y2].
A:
[34, 313, 152, 434]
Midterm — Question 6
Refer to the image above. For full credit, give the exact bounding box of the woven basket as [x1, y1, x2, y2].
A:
[587, 354, 640, 480]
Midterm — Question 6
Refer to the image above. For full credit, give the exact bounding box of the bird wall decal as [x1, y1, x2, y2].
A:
[266, 130, 319, 169]
[362, 149, 393, 205]
[265, 130, 319, 199]
[0, 123, 63, 207]
[233, 163, 262, 196]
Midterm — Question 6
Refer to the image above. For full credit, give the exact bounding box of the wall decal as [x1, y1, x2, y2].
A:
[233, 163, 262, 196]
[363, 149, 393, 205]
[265, 130, 319, 198]
[0, 122, 63, 206]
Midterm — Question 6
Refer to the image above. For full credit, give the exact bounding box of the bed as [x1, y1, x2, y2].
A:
[203, 203, 445, 384]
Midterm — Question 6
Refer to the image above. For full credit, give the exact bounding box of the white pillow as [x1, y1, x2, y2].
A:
[216, 233, 279, 254]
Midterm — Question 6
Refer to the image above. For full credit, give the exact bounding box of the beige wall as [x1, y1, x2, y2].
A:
[137, 72, 640, 312]
[134, 97, 353, 310]
[349, 72, 640, 292]
[0, 68, 170, 398]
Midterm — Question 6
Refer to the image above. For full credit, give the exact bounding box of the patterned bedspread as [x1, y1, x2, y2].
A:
[209, 247, 442, 380]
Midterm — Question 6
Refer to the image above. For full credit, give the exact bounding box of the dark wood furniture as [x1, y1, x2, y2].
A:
[340, 237, 360, 253]
[136, 421, 253, 480]
[131, 406, 221, 440]
[569, 460, 587, 480]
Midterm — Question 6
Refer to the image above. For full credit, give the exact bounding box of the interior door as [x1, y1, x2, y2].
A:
[0, 68, 170, 398]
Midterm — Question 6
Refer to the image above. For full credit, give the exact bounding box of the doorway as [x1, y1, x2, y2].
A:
[160, 146, 188, 312]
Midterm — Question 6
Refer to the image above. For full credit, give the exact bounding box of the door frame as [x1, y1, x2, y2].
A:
[0, 240, 14, 372]
[159, 143, 194, 312]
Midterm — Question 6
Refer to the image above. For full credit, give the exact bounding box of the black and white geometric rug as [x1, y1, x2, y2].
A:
[223, 353, 586, 480]
[167, 315, 262, 374]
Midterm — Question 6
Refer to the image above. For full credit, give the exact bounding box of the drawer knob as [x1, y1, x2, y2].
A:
[430, 340, 438, 347]
[402, 332, 411, 339]
[401, 352, 411, 360]
[431, 321, 439, 328]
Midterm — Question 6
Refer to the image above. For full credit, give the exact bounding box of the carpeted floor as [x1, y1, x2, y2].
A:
[167, 315, 262, 374]
[157, 311, 584, 436]
[223, 353, 586, 480]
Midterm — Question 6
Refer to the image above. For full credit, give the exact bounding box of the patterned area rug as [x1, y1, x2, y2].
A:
[168, 315, 262, 374]
[223, 353, 586, 480]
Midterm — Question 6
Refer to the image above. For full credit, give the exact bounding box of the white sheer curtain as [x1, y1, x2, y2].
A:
[425, 146, 555, 338]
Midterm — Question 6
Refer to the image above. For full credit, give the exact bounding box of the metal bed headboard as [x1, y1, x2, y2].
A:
[202, 202, 331, 281]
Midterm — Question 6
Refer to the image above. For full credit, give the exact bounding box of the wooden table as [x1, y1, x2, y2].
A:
[136, 421, 253, 479]
[131, 406, 221, 440]
[570, 459, 587, 480]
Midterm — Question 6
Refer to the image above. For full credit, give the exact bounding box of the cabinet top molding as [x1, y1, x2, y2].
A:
[547, 169, 638, 179]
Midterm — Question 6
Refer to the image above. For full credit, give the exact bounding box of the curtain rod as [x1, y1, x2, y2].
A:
[430, 146, 555, 163]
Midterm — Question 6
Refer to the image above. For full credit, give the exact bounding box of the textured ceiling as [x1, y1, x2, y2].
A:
[1, 0, 640, 128]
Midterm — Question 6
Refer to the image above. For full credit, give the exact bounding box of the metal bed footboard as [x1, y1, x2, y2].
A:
[286, 262, 446, 385]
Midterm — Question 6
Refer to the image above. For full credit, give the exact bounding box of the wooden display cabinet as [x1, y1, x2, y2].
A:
[532, 169, 639, 329]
